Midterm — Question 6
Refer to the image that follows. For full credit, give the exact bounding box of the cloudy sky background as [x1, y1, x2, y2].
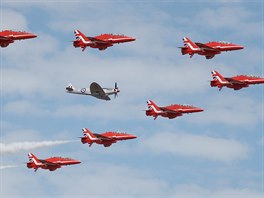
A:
[0, 0, 263, 197]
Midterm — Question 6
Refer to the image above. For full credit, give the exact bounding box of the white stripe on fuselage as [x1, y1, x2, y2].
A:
[76, 33, 92, 44]
[148, 104, 163, 114]
[30, 157, 43, 166]
[213, 75, 228, 84]
[84, 132, 98, 141]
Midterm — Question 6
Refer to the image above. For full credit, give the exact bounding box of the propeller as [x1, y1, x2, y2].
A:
[114, 82, 120, 98]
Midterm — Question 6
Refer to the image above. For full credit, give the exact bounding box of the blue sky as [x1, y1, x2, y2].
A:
[0, 0, 263, 197]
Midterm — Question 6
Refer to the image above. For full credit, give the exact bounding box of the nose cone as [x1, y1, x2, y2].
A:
[127, 134, 137, 139]
[195, 108, 204, 112]
[18, 32, 37, 40]
[231, 44, 244, 50]
[235, 44, 244, 49]
[28, 33, 37, 38]
[72, 160, 81, 165]
[129, 37, 136, 41]
[22, 32, 37, 39]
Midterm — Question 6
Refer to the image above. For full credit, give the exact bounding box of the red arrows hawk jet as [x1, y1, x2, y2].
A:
[145, 100, 204, 120]
[0, 30, 37, 47]
[80, 128, 137, 147]
[26, 153, 81, 172]
[73, 30, 136, 51]
[179, 37, 244, 59]
[210, 70, 264, 91]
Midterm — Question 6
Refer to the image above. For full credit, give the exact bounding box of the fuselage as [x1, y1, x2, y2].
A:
[73, 32, 135, 50]
[146, 103, 203, 119]
[81, 131, 137, 147]
[0, 30, 37, 47]
[211, 75, 264, 90]
[27, 157, 81, 171]
[204, 41, 244, 52]
[66, 87, 117, 96]
[181, 37, 244, 59]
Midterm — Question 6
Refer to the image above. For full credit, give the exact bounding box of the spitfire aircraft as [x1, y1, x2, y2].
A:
[26, 153, 81, 172]
[179, 37, 244, 59]
[73, 30, 136, 51]
[0, 30, 37, 47]
[80, 128, 137, 147]
[210, 70, 264, 91]
[66, 82, 119, 100]
[145, 100, 204, 120]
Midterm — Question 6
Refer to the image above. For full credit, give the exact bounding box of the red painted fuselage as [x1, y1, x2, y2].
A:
[73, 30, 136, 51]
[210, 70, 264, 90]
[81, 128, 137, 147]
[27, 153, 81, 172]
[0, 30, 37, 47]
[180, 37, 244, 59]
[146, 100, 203, 120]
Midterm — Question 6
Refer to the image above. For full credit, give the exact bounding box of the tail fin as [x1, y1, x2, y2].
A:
[28, 153, 42, 166]
[147, 100, 161, 113]
[66, 83, 74, 92]
[82, 128, 97, 140]
[181, 37, 200, 58]
[28, 153, 44, 172]
[211, 70, 227, 83]
[81, 128, 97, 147]
[183, 37, 200, 50]
[74, 30, 89, 43]
[211, 70, 228, 91]
[74, 30, 89, 51]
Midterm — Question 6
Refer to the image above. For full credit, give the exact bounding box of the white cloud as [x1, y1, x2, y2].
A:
[4, 100, 50, 116]
[170, 184, 261, 198]
[195, 7, 252, 29]
[142, 131, 249, 162]
[193, 93, 262, 126]
[1, 161, 261, 197]
[0, 9, 28, 30]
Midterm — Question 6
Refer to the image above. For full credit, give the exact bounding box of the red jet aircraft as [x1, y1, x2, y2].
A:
[73, 30, 136, 51]
[145, 100, 203, 120]
[179, 37, 244, 59]
[27, 153, 81, 172]
[81, 128, 137, 147]
[0, 30, 37, 47]
[210, 70, 264, 91]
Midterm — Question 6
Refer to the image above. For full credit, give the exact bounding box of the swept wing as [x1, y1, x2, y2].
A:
[225, 78, 246, 85]
[159, 107, 183, 116]
[195, 42, 220, 52]
[87, 37, 111, 45]
[0, 36, 12, 42]
[93, 133, 114, 141]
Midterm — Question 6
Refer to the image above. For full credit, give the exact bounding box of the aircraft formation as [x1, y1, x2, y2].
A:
[2, 28, 263, 172]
